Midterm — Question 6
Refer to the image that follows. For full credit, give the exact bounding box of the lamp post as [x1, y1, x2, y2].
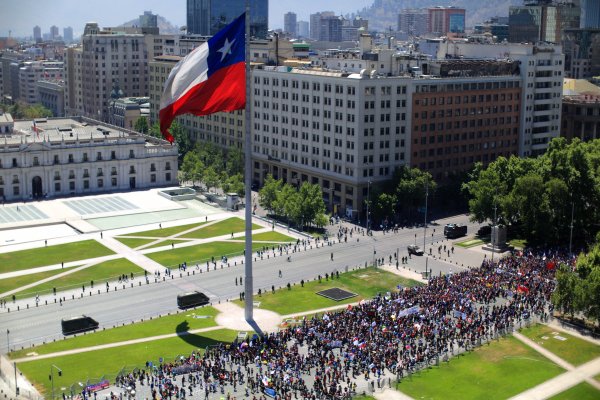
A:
[569, 200, 574, 258]
[6, 329, 9, 353]
[423, 180, 429, 250]
[50, 364, 62, 400]
[366, 180, 371, 231]
[491, 200, 497, 264]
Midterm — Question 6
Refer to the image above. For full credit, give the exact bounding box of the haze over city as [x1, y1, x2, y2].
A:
[0, 0, 369, 37]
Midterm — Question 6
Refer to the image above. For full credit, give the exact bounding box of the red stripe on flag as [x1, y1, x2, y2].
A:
[159, 63, 245, 143]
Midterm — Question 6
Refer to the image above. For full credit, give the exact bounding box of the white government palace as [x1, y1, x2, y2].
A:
[0, 112, 178, 202]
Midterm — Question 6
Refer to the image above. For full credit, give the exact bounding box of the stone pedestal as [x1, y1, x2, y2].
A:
[482, 225, 510, 253]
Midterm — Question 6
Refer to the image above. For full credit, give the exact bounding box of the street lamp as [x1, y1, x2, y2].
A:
[6, 329, 9, 353]
[366, 180, 371, 231]
[423, 180, 429, 250]
[491, 199, 497, 264]
[49, 364, 62, 400]
[569, 200, 575, 258]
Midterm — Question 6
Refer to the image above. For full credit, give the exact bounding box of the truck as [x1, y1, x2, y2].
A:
[61, 315, 99, 335]
[177, 291, 210, 309]
[444, 224, 467, 239]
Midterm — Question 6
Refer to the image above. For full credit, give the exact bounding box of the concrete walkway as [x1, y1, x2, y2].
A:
[373, 388, 414, 400]
[513, 332, 575, 370]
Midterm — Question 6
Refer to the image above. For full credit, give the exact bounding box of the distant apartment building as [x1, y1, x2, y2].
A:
[581, 0, 600, 28]
[140, 11, 158, 29]
[297, 21, 309, 38]
[50, 25, 59, 41]
[19, 60, 63, 104]
[36, 79, 65, 117]
[64, 23, 153, 121]
[284, 12, 297, 37]
[398, 9, 429, 37]
[428, 6, 466, 36]
[310, 11, 335, 41]
[508, 1, 580, 44]
[0, 114, 177, 201]
[63, 27, 73, 43]
[563, 28, 600, 78]
[186, 0, 268, 38]
[33, 26, 41, 42]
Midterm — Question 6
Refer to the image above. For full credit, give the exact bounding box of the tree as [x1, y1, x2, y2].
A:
[226, 147, 244, 176]
[180, 151, 199, 185]
[6, 102, 52, 119]
[222, 173, 244, 196]
[552, 264, 580, 318]
[297, 182, 326, 228]
[373, 192, 397, 226]
[275, 183, 298, 225]
[203, 166, 220, 192]
[394, 166, 436, 219]
[258, 175, 282, 214]
[314, 213, 329, 229]
[134, 116, 149, 134]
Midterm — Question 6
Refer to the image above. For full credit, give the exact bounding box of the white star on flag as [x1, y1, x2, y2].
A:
[218, 37, 236, 62]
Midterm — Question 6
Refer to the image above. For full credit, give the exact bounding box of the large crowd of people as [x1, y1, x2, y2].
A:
[97, 249, 574, 400]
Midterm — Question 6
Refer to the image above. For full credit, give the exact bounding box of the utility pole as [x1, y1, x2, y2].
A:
[569, 200, 574, 258]
[423, 180, 428, 250]
[491, 200, 497, 264]
[366, 180, 371, 231]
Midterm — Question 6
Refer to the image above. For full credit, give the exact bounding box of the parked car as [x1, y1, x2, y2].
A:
[407, 244, 424, 256]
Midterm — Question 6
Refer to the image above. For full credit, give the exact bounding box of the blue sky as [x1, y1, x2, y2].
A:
[0, 0, 370, 37]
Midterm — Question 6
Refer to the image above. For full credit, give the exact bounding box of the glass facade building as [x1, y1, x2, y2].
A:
[187, 0, 268, 38]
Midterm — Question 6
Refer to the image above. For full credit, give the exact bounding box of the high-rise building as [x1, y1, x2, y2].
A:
[319, 15, 343, 42]
[33, 26, 41, 42]
[64, 23, 151, 120]
[581, 0, 600, 28]
[297, 21, 309, 38]
[398, 9, 429, 37]
[562, 28, 600, 78]
[310, 11, 335, 40]
[186, 0, 268, 38]
[284, 12, 297, 37]
[50, 25, 59, 41]
[509, 1, 580, 43]
[140, 11, 158, 29]
[18, 60, 63, 104]
[63, 26, 73, 43]
[428, 6, 466, 35]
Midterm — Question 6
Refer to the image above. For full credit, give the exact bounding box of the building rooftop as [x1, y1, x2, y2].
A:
[563, 78, 600, 96]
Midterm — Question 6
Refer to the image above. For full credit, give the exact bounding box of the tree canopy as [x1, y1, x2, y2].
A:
[463, 138, 600, 246]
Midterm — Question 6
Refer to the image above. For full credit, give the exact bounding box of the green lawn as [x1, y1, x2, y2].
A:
[397, 336, 564, 400]
[455, 238, 484, 248]
[0, 240, 113, 273]
[509, 238, 528, 249]
[10, 307, 219, 359]
[0, 267, 77, 296]
[549, 382, 600, 400]
[121, 221, 208, 239]
[142, 238, 195, 249]
[114, 237, 158, 249]
[235, 267, 421, 315]
[18, 329, 237, 396]
[519, 324, 600, 366]
[179, 217, 261, 239]
[147, 240, 282, 267]
[232, 231, 295, 242]
[9, 259, 145, 299]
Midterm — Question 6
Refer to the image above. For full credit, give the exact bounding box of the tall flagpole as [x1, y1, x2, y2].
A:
[243, 0, 255, 325]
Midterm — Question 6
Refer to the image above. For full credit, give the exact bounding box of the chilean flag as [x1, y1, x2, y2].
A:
[159, 13, 246, 143]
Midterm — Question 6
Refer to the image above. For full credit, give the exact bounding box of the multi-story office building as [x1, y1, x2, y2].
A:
[437, 42, 564, 157]
[563, 28, 600, 78]
[398, 9, 429, 37]
[64, 23, 151, 121]
[0, 114, 177, 201]
[140, 11, 158, 29]
[186, 0, 268, 39]
[63, 27, 73, 43]
[284, 12, 297, 37]
[18, 60, 63, 104]
[33, 26, 42, 42]
[36, 79, 65, 117]
[509, 1, 580, 43]
[581, 0, 600, 28]
[319, 16, 343, 42]
[428, 6, 466, 36]
[310, 12, 335, 41]
[108, 97, 149, 130]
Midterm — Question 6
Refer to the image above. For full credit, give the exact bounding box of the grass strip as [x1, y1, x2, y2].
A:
[235, 267, 421, 315]
[179, 217, 261, 239]
[549, 382, 600, 400]
[397, 336, 564, 400]
[10, 307, 219, 359]
[18, 329, 237, 395]
[519, 324, 600, 366]
[0, 240, 113, 273]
